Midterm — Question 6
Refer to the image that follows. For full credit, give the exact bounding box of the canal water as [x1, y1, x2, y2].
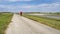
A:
[29, 14, 60, 19]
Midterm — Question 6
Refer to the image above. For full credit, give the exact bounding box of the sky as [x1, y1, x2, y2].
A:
[0, 0, 60, 12]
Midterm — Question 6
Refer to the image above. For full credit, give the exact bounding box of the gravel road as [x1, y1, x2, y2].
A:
[5, 14, 60, 34]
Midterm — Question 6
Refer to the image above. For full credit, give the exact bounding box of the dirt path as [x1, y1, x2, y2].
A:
[5, 14, 60, 34]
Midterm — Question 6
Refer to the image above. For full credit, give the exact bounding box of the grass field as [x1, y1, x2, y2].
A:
[0, 13, 13, 34]
[23, 14, 60, 30]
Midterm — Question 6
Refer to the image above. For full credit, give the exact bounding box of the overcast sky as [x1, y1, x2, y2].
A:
[0, 0, 60, 12]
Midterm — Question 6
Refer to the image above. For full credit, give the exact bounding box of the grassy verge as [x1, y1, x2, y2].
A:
[0, 13, 13, 34]
[23, 14, 60, 30]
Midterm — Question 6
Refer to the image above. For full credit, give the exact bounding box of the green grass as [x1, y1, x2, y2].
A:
[23, 14, 60, 30]
[0, 13, 13, 34]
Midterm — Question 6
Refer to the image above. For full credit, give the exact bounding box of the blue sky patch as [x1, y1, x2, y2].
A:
[0, 0, 60, 12]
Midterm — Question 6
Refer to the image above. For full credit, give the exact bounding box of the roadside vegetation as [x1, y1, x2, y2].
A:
[23, 14, 60, 30]
[0, 12, 13, 34]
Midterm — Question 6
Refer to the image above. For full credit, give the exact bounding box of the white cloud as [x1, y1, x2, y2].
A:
[18, 2, 60, 9]
[0, 2, 60, 12]
[35, 3, 60, 8]
[37, 3, 60, 12]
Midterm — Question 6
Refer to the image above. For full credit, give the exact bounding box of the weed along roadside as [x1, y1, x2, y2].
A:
[0, 13, 13, 34]
[22, 15, 60, 30]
